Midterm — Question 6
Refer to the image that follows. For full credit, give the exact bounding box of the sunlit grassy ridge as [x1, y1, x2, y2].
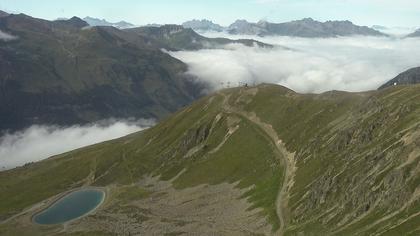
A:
[1, 84, 419, 235]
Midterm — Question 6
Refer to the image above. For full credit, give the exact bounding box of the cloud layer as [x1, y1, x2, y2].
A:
[0, 120, 153, 170]
[169, 33, 420, 93]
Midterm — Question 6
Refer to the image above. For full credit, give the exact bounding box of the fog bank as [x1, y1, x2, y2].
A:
[0, 119, 153, 170]
[170, 33, 420, 93]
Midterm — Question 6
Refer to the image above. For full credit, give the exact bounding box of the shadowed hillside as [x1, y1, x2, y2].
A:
[0, 14, 203, 132]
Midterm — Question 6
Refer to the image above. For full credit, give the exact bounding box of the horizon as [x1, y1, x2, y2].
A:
[1, 0, 419, 28]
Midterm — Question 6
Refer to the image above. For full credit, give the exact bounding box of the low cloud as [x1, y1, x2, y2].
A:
[0, 30, 17, 41]
[169, 33, 420, 93]
[0, 119, 154, 170]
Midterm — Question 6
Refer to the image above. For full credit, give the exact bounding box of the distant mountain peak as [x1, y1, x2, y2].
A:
[82, 16, 135, 29]
[232, 19, 250, 24]
[406, 28, 420, 37]
[53, 16, 89, 28]
[227, 18, 386, 37]
[68, 16, 89, 28]
[301, 17, 315, 22]
[182, 19, 224, 32]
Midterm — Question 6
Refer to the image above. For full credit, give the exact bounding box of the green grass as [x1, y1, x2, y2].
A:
[0, 84, 419, 235]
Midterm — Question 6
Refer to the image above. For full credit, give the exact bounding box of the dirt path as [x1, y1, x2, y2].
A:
[218, 88, 296, 235]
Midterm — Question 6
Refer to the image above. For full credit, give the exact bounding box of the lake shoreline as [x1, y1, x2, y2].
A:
[31, 186, 106, 226]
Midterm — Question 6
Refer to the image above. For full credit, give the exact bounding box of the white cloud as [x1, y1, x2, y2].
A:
[169, 33, 420, 93]
[0, 119, 154, 170]
[0, 30, 17, 41]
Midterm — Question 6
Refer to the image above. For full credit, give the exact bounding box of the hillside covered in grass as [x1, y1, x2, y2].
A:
[0, 84, 419, 235]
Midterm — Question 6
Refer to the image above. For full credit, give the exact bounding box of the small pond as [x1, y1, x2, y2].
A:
[33, 189, 105, 225]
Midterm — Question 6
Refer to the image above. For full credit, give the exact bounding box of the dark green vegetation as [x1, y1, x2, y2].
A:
[0, 84, 419, 235]
[379, 67, 420, 89]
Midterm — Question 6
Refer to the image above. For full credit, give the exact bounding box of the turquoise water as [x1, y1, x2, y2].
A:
[33, 189, 104, 225]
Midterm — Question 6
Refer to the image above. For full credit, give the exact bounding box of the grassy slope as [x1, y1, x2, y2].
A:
[244, 84, 420, 235]
[0, 84, 419, 235]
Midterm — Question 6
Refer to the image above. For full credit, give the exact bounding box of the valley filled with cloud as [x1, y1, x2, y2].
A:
[170, 33, 420, 93]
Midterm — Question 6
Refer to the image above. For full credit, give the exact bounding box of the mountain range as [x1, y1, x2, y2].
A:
[0, 13, 204, 132]
[182, 19, 225, 32]
[0, 12, 275, 133]
[82, 16, 135, 29]
[126, 24, 272, 51]
[54, 16, 135, 29]
[182, 18, 387, 37]
[0, 82, 419, 235]
[0, 9, 419, 236]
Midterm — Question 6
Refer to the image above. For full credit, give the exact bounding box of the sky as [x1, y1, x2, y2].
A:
[1, 0, 419, 27]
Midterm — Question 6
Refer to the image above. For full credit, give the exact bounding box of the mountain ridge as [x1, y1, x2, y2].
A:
[125, 24, 273, 50]
[379, 67, 420, 89]
[227, 18, 387, 37]
[0, 13, 204, 132]
[82, 16, 135, 29]
[180, 18, 387, 37]
[0, 83, 419, 235]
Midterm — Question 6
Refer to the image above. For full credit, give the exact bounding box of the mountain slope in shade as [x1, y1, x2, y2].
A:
[379, 67, 420, 89]
[0, 84, 419, 235]
[0, 14, 203, 132]
[125, 24, 273, 51]
[228, 18, 387, 37]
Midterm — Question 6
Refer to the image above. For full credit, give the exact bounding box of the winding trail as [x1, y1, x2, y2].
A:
[218, 88, 296, 235]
